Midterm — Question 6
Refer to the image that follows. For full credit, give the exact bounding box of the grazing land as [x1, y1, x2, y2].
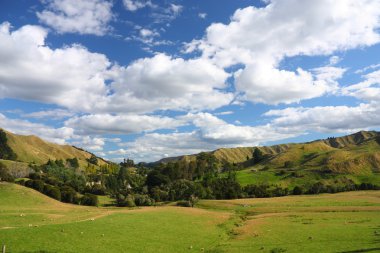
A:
[1, 183, 379, 253]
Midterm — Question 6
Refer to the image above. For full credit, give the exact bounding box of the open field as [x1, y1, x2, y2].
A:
[231, 166, 380, 189]
[1, 183, 379, 253]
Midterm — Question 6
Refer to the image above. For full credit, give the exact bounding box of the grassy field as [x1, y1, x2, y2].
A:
[1, 183, 379, 253]
[231, 166, 380, 189]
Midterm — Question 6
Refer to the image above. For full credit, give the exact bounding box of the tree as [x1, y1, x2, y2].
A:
[81, 193, 99, 206]
[61, 186, 77, 203]
[146, 170, 170, 188]
[253, 148, 264, 164]
[67, 158, 79, 168]
[0, 129, 17, 161]
[0, 162, 14, 182]
[43, 184, 61, 201]
[292, 186, 304, 195]
[87, 155, 98, 165]
[284, 161, 294, 168]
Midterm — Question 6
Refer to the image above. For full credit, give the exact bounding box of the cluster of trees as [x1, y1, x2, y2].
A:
[19, 159, 98, 206]
[0, 162, 14, 182]
[0, 130, 17, 161]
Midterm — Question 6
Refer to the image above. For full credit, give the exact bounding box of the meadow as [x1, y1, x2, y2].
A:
[1, 182, 379, 253]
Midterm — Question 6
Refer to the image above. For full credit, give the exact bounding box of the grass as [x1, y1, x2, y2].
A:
[1, 182, 379, 253]
[0, 183, 230, 253]
[197, 191, 380, 253]
[230, 165, 380, 190]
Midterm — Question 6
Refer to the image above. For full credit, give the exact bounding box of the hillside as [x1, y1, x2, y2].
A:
[157, 144, 293, 164]
[158, 131, 380, 177]
[0, 129, 107, 166]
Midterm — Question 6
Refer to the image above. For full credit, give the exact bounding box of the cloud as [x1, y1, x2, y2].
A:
[0, 23, 232, 115]
[150, 3, 183, 24]
[0, 113, 74, 144]
[0, 22, 111, 112]
[355, 63, 380, 74]
[22, 109, 74, 120]
[198, 13, 207, 19]
[329, 56, 341, 66]
[126, 28, 172, 48]
[107, 53, 233, 112]
[187, 0, 380, 104]
[235, 65, 345, 105]
[65, 114, 185, 135]
[342, 69, 380, 102]
[123, 0, 154, 11]
[265, 102, 380, 133]
[37, 0, 113, 35]
[170, 4, 183, 16]
[215, 111, 234, 116]
[71, 136, 105, 151]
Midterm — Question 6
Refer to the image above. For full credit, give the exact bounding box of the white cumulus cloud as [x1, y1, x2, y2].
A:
[37, 0, 113, 35]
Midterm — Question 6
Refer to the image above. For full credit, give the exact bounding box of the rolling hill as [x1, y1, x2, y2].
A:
[158, 131, 380, 174]
[157, 131, 380, 189]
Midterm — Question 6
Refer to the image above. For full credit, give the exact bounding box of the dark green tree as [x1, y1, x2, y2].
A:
[87, 155, 98, 165]
[67, 157, 79, 168]
[253, 148, 264, 164]
[0, 130, 17, 160]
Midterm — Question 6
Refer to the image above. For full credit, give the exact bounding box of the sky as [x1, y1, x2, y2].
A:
[0, 0, 380, 162]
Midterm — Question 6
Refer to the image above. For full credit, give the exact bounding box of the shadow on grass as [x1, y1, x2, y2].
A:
[337, 248, 380, 253]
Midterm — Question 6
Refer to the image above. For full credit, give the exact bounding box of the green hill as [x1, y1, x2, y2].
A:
[157, 131, 380, 188]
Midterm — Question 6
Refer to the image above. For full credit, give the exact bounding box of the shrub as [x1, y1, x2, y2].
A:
[270, 248, 287, 253]
[29, 172, 42, 180]
[276, 170, 286, 176]
[43, 184, 61, 201]
[81, 193, 99, 206]
[292, 186, 304, 195]
[177, 200, 192, 207]
[86, 184, 107, 195]
[61, 186, 77, 203]
[25, 179, 45, 192]
[189, 195, 199, 207]
[0, 163, 14, 182]
[284, 161, 294, 168]
[134, 194, 154, 206]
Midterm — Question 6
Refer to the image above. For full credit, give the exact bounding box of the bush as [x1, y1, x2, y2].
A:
[189, 195, 199, 207]
[81, 193, 99, 206]
[270, 248, 287, 253]
[45, 176, 60, 186]
[116, 194, 136, 207]
[177, 200, 192, 207]
[134, 194, 154, 206]
[284, 161, 294, 168]
[43, 184, 61, 201]
[85, 184, 107, 195]
[150, 187, 169, 202]
[61, 186, 77, 203]
[0, 163, 14, 182]
[292, 186, 304, 195]
[25, 179, 45, 192]
[276, 170, 286, 176]
[29, 172, 42, 180]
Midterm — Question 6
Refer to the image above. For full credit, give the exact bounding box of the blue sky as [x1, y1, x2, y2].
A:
[1, 0, 380, 162]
